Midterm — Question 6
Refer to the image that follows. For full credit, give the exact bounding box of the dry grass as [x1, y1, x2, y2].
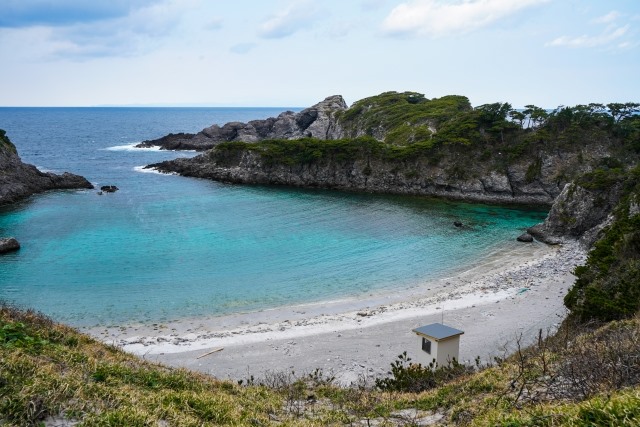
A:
[2, 304, 640, 426]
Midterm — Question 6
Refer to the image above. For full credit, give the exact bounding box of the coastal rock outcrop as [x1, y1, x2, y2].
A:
[0, 130, 94, 206]
[144, 92, 628, 206]
[147, 142, 598, 205]
[136, 95, 348, 151]
[528, 181, 624, 247]
[0, 237, 20, 254]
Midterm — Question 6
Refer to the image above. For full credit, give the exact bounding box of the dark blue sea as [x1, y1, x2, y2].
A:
[0, 107, 547, 327]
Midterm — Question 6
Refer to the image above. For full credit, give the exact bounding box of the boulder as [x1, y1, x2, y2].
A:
[516, 233, 534, 243]
[100, 185, 119, 193]
[0, 237, 20, 254]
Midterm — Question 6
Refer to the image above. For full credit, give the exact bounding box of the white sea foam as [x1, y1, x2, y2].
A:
[35, 166, 57, 173]
[133, 166, 177, 175]
[104, 143, 161, 152]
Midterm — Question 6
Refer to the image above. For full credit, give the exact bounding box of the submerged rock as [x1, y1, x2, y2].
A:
[0, 237, 20, 254]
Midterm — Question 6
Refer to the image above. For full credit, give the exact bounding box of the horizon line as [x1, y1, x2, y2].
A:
[0, 104, 305, 109]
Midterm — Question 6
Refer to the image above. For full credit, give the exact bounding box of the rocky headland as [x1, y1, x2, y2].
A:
[136, 95, 348, 151]
[146, 92, 639, 249]
[0, 129, 93, 206]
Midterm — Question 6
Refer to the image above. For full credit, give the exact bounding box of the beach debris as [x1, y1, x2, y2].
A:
[196, 347, 224, 359]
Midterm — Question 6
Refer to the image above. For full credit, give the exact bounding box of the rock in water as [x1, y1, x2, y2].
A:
[516, 233, 534, 243]
[0, 237, 20, 254]
[454, 221, 463, 228]
[100, 185, 119, 193]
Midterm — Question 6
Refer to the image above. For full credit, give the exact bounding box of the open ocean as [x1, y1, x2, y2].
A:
[0, 107, 547, 327]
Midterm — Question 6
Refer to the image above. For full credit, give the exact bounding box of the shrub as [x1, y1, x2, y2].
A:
[375, 351, 471, 393]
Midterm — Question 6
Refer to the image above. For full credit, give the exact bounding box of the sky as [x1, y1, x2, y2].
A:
[0, 0, 638, 108]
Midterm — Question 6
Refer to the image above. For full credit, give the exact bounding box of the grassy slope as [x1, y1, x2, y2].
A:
[2, 304, 640, 426]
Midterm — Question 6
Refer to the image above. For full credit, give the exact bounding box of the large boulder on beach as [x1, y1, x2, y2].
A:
[0, 237, 20, 254]
[516, 233, 534, 243]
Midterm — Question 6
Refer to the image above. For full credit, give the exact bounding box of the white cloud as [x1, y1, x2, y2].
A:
[592, 11, 621, 25]
[547, 25, 629, 49]
[548, 9, 638, 51]
[381, 0, 549, 37]
[258, 0, 325, 39]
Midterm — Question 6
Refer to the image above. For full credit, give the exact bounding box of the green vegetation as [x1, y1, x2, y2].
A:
[374, 351, 472, 393]
[336, 91, 473, 145]
[210, 94, 640, 177]
[0, 129, 18, 154]
[565, 165, 640, 322]
[2, 303, 640, 426]
[0, 305, 283, 426]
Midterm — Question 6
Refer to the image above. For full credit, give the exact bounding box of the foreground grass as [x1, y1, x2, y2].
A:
[2, 305, 639, 426]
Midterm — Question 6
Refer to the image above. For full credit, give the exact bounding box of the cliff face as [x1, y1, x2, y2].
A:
[148, 138, 609, 206]
[136, 95, 348, 151]
[0, 130, 93, 206]
[528, 182, 622, 246]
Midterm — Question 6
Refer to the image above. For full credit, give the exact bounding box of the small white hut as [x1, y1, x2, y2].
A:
[412, 323, 464, 368]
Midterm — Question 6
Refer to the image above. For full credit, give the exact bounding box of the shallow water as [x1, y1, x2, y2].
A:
[0, 107, 547, 327]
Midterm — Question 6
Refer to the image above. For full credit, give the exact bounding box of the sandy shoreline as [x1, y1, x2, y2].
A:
[84, 240, 586, 384]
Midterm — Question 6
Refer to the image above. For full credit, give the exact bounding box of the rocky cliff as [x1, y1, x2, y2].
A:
[136, 95, 348, 151]
[148, 133, 617, 207]
[528, 182, 620, 246]
[0, 130, 93, 206]
[145, 92, 640, 246]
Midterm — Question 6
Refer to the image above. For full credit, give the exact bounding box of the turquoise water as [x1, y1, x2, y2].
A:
[0, 108, 547, 327]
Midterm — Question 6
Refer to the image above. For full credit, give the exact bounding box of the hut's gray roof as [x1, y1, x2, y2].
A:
[412, 323, 464, 340]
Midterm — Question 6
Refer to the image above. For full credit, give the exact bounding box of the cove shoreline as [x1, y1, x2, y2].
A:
[83, 239, 586, 384]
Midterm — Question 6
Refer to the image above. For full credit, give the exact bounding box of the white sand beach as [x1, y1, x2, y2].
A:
[85, 241, 586, 385]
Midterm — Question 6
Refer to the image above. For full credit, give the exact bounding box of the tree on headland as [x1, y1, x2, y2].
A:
[607, 102, 640, 124]
[523, 105, 549, 129]
[509, 110, 526, 128]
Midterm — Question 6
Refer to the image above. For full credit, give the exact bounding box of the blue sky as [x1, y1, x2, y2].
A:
[0, 0, 638, 108]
